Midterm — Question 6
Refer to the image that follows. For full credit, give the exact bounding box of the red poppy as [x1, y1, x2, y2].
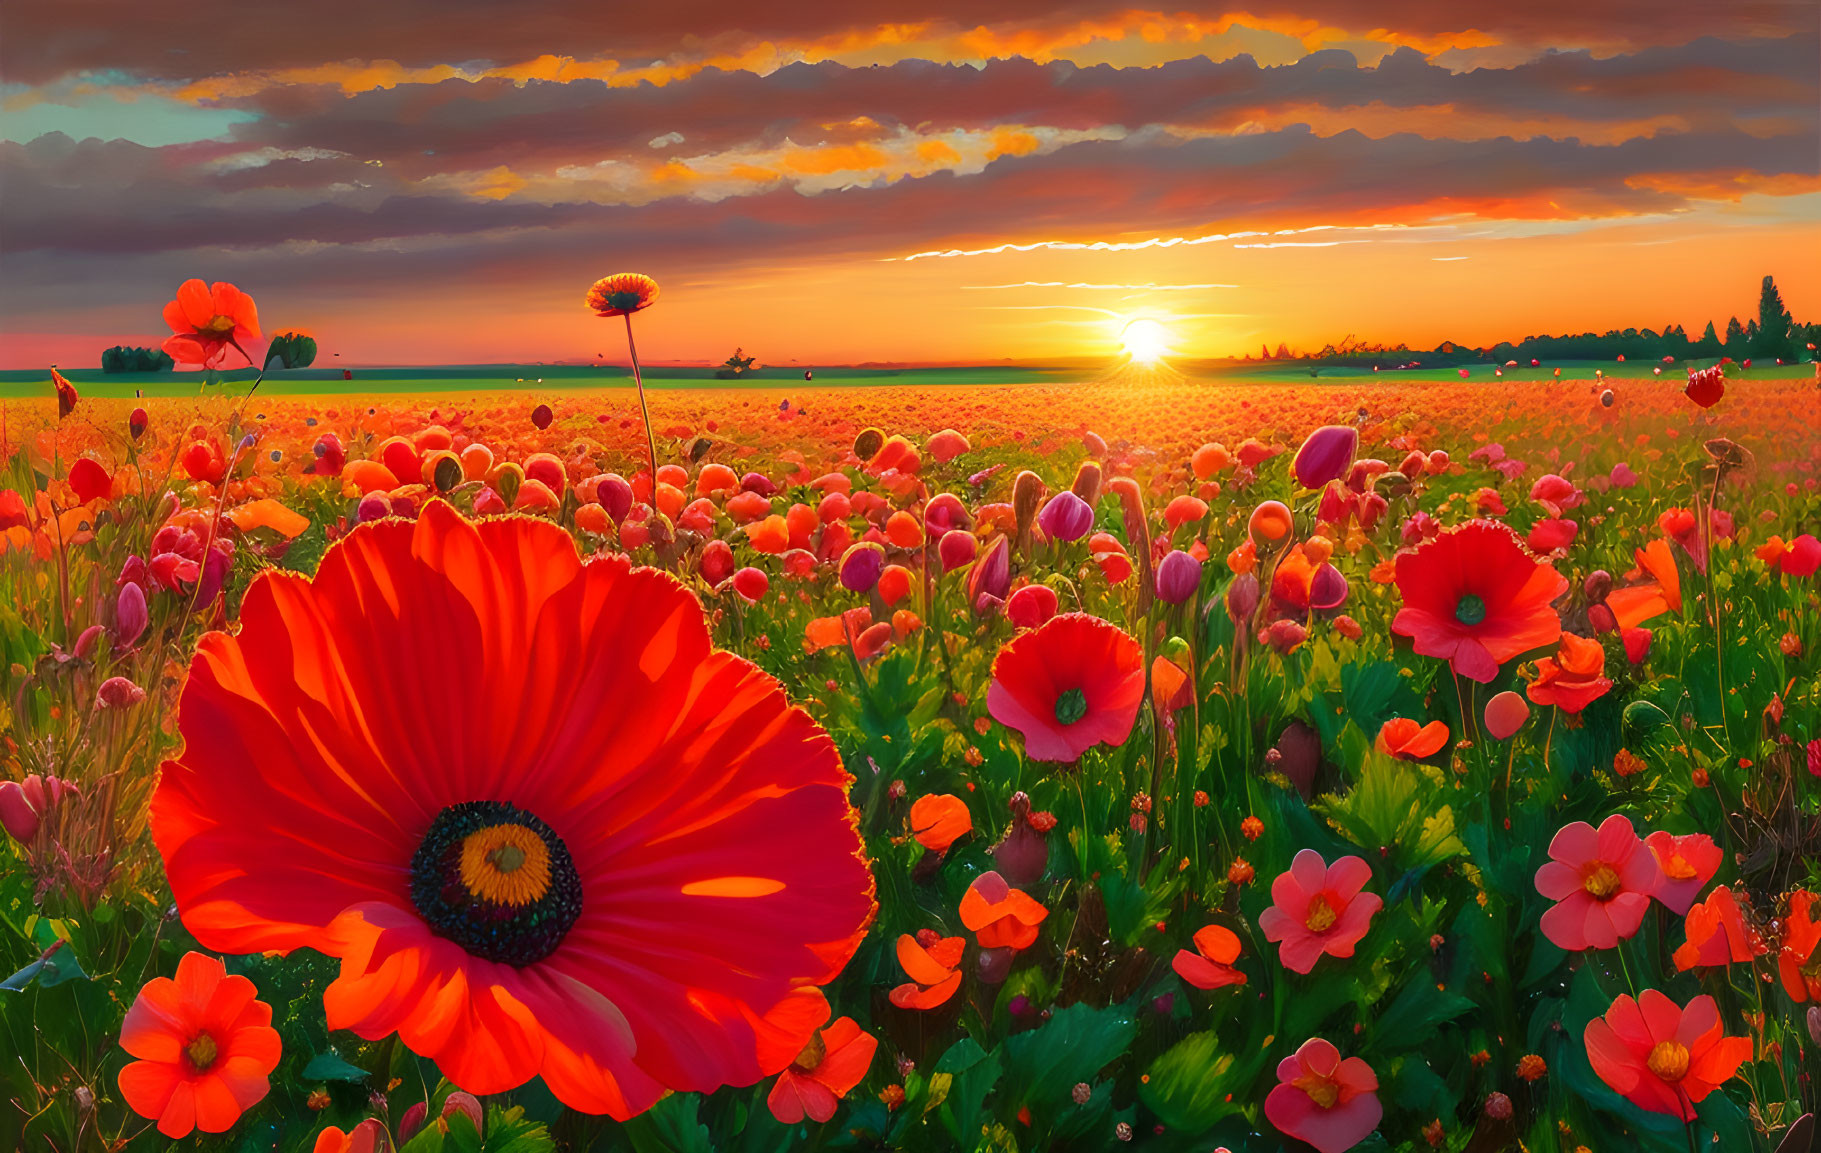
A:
[1525, 633, 1612, 714]
[117, 951, 282, 1138]
[1583, 991, 1750, 1121]
[162, 279, 261, 369]
[1172, 924, 1247, 990]
[1534, 815, 1662, 951]
[1672, 886, 1764, 970]
[765, 1015, 877, 1124]
[1780, 890, 1821, 1002]
[151, 501, 875, 1118]
[1258, 850, 1382, 974]
[959, 871, 1048, 950]
[889, 930, 965, 1009]
[312, 1119, 388, 1153]
[909, 794, 972, 854]
[585, 273, 660, 317]
[1642, 831, 1721, 915]
[1263, 1038, 1381, 1153]
[986, 613, 1143, 762]
[1391, 521, 1567, 683]
[1373, 718, 1448, 760]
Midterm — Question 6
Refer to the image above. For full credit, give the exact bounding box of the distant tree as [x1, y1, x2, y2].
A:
[1273, 342, 1290, 360]
[1754, 274, 1795, 360]
[265, 332, 318, 369]
[1723, 316, 1747, 353]
[101, 345, 175, 373]
[713, 347, 760, 380]
[1697, 321, 1721, 357]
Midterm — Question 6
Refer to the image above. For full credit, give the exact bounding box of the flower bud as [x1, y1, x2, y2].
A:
[1012, 471, 1046, 545]
[1808, 1005, 1821, 1046]
[838, 542, 887, 593]
[1037, 491, 1094, 542]
[1225, 573, 1260, 624]
[976, 946, 1014, 985]
[938, 529, 978, 573]
[926, 429, 970, 463]
[1484, 691, 1530, 739]
[1310, 564, 1349, 611]
[1261, 618, 1307, 653]
[1155, 550, 1202, 605]
[472, 486, 506, 517]
[1292, 425, 1358, 489]
[1247, 501, 1294, 551]
[730, 567, 769, 603]
[1070, 460, 1102, 507]
[1483, 1092, 1513, 1121]
[443, 1091, 484, 1137]
[357, 493, 392, 523]
[698, 539, 735, 586]
[73, 623, 106, 660]
[0, 781, 40, 844]
[1588, 603, 1617, 633]
[96, 676, 146, 710]
[1583, 570, 1612, 603]
[129, 407, 149, 439]
[1006, 584, 1059, 630]
[115, 582, 148, 649]
[967, 536, 1011, 610]
[530, 403, 553, 430]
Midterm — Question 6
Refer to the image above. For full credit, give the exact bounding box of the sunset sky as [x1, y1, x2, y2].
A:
[2, 1, 1818, 368]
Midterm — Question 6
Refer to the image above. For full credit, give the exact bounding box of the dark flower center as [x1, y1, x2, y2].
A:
[185, 1033, 218, 1072]
[1054, 687, 1089, 725]
[1454, 593, 1488, 626]
[410, 801, 582, 966]
[606, 290, 646, 312]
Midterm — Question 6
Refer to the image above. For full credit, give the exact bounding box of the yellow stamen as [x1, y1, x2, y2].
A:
[1646, 1040, 1690, 1082]
[460, 824, 551, 907]
[1663, 853, 1697, 882]
[1582, 863, 1622, 900]
[203, 315, 238, 334]
[1305, 894, 1338, 933]
[186, 1033, 219, 1071]
[1292, 1070, 1340, 1109]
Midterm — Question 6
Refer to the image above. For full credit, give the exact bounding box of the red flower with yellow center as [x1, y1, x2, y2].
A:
[151, 501, 874, 1118]
[1583, 991, 1750, 1121]
[986, 613, 1144, 762]
[1391, 521, 1567, 683]
[585, 273, 660, 317]
[161, 279, 261, 369]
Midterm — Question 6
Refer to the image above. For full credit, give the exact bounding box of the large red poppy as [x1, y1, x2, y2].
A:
[161, 279, 261, 369]
[151, 501, 874, 1118]
[1391, 520, 1567, 683]
[986, 613, 1143, 761]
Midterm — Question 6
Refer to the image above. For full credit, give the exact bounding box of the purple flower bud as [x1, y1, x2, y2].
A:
[442, 1092, 484, 1137]
[838, 542, 887, 593]
[1292, 425, 1358, 489]
[595, 474, 634, 523]
[1154, 550, 1202, 605]
[739, 472, 777, 497]
[1009, 994, 1034, 1017]
[975, 946, 1014, 985]
[1151, 992, 1175, 1015]
[116, 554, 148, 591]
[1225, 573, 1260, 623]
[0, 781, 39, 844]
[1037, 491, 1094, 542]
[1309, 563, 1349, 611]
[967, 535, 1011, 607]
[1583, 570, 1613, 602]
[357, 493, 392, 523]
[73, 623, 106, 660]
[399, 1102, 429, 1143]
[116, 582, 148, 648]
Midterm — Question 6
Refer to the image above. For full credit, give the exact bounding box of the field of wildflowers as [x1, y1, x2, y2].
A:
[1, 280, 1819, 1153]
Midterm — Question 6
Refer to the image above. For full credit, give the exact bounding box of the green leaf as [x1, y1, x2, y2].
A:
[1139, 1032, 1241, 1131]
[2, 935, 87, 991]
[1313, 755, 1465, 875]
[1370, 977, 1474, 1047]
[477, 1104, 556, 1153]
[999, 1002, 1136, 1119]
[302, 1051, 370, 1082]
[623, 1093, 714, 1153]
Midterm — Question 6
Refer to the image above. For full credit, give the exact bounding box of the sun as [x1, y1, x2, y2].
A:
[1120, 318, 1172, 365]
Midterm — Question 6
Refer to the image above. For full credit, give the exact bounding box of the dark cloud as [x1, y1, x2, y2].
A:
[3, 0, 1814, 85]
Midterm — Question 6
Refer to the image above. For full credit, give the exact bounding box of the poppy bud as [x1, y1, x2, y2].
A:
[1261, 618, 1307, 653]
[740, 471, 777, 497]
[1274, 720, 1322, 799]
[1247, 501, 1294, 552]
[129, 407, 149, 439]
[1588, 603, 1616, 633]
[1484, 691, 1529, 739]
[926, 428, 969, 463]
[115, 581, 148, 649]
[699, 539, 735, 586]
[357, 493, 392, 523]
[1070, 460, 1102, 507]
[1225, 573, 1260, 624]
[730, 567, 768, 603]
[443, 1091, 484, 1137]
[1012, 471, 1045, 543]
[1622, 626, 1653, 664]
[967, 536, 1011, 611]
[1155, 550, 1201, 605]
[1808, 1006, 1821, 1046]
[1484, 1093, 1513, 1121]
[976, 946, 1015, 985]
[1083, 430, 1107, 456]
[839, 542, 886, 593]
[1356, 491, 1389, 532]
[1037, 491, 1094, 542]
[1427, 449, 1450, 472]
[938, 529, 978, 573]
[853, 427, 885, 461]
[96, 675, 146, 710]
[1583, 570, 1612, 603]
[855, 621, 894, 661]
[1006, 584, 1059, 629]
[472, 486, 506, 516]
[0, 781, 40, 844]
[1292, 425, 1358, 489]
[73, 623, 105, 660]
[1309, 564, 1349, 610]
[530, 404, 553, 430]
[1399, 450, 1427, 478]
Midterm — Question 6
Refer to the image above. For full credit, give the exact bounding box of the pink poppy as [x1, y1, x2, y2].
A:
[1642, 831, 1721, 915]
[1258, 850, 1382, 974]
[1263, 1038, 1381, 1153]
[1535, 816, 1663, 951]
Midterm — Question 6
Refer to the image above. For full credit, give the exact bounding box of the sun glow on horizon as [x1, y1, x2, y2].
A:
[1120, 317, 1173, 364]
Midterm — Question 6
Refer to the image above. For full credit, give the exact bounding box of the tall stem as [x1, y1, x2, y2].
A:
[624, 313, 658, 489]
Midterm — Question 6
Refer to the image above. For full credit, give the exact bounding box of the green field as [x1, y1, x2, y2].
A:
[1, 358, 1812, 399]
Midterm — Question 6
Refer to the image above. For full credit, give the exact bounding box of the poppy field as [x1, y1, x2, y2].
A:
[3, 282, 1821, 1153]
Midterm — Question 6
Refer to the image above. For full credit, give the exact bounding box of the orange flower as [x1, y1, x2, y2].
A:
[226, 498, 310, 539]
[52, 367, 79, 418]
[765, 1016, 877, 1124]
[889, 930, 965, 1009]
[161, 280, 261, 368]
[959, 870, 1049, 950]
[1526, 633, 1612, 714]
[1607, 538, 1681, 629]
[585, 273, 660, 317]
[312, 1119, 388, 1153]
[1672, 886, 1764, 971]
[1780, 890, 1821, 1002]
[150, 501, 875, 1118]
[1374, 718, 1449, 760]
[1583, 991, 1750, 1121]
[117, 952, 281, 1138]
[1172, 924, 1248, 990]
[909, 793, 972, 853]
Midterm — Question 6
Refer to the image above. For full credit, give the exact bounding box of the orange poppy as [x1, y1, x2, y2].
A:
[1780, 890, 1821, 1002]
[585, 273, 660, 317]
[1172, 924, 1248, 990]
[909, 794, 972, 853]
[151, 501, 875, 1118]
[889, 931, 965, 1009]
[765, 1015, 877, 1124]
[959, 870, 1048, 950]
[1672, 887, 1764, 971]
[162, 280, 260, 369]
[1526, 633, 1612, 714]
[1374, 718, 1449, 760]
[117, 952, 281, 1138]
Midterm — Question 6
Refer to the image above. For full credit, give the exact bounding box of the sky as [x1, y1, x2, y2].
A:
[1, 1, 1818, 368]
